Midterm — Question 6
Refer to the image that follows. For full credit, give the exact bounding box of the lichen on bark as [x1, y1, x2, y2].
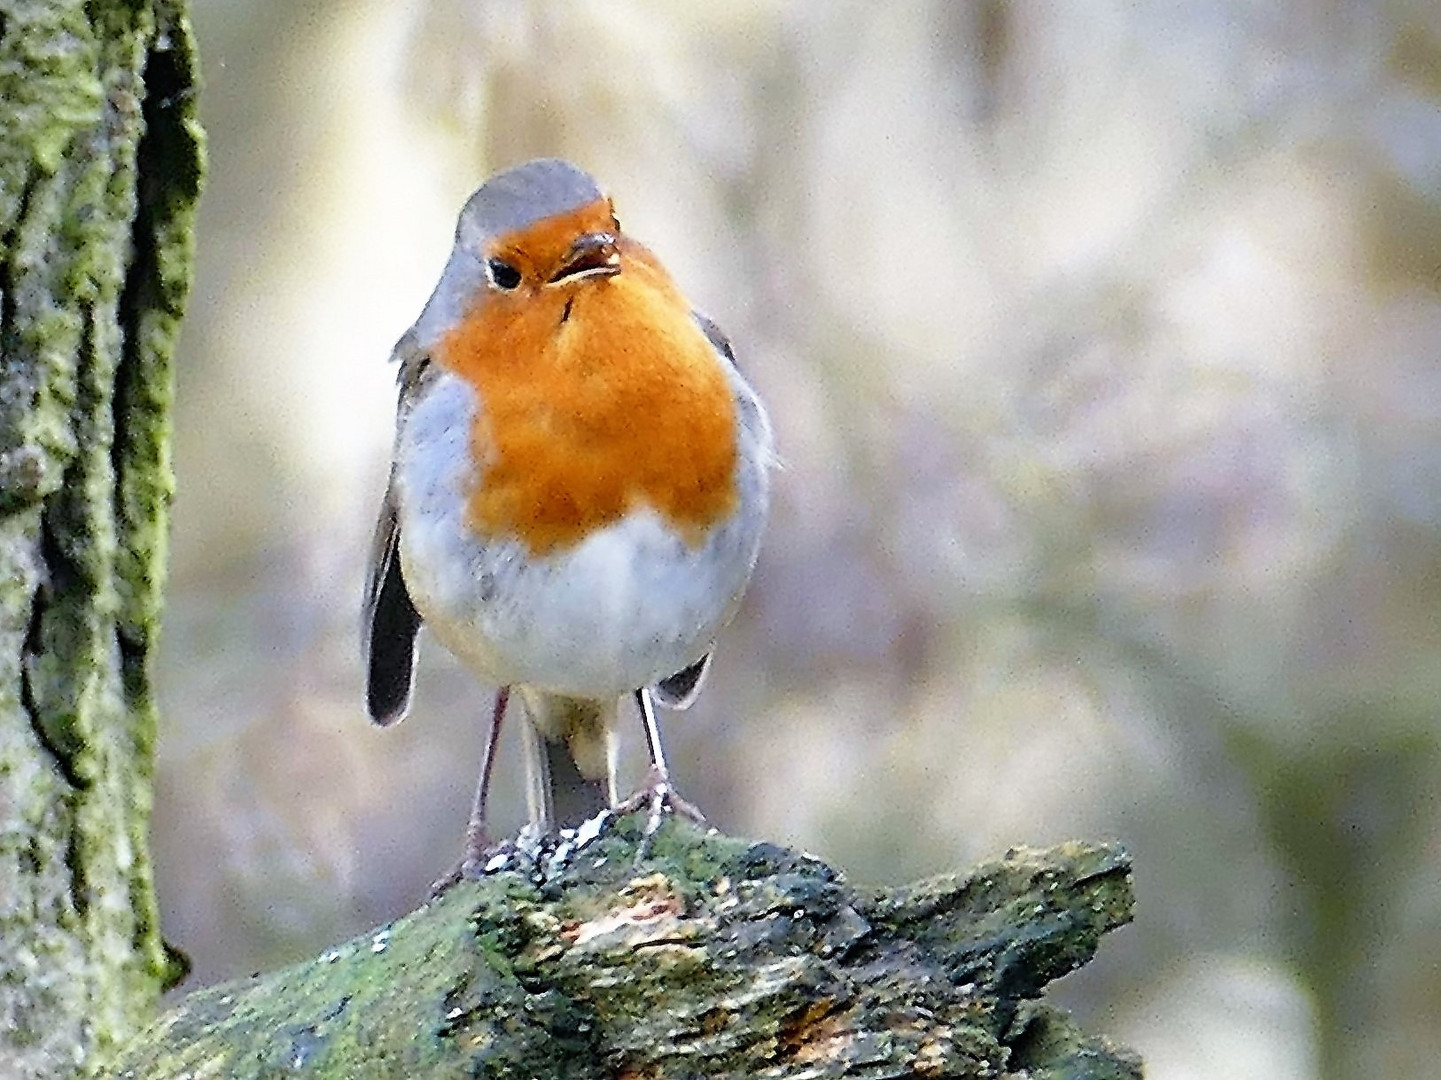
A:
[104, 818, 1139, 1079]
[0, 2, 203, 1077]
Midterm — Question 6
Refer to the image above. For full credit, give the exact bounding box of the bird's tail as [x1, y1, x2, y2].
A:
[545, 734, 611, 830]
[518, 691, 617, 831]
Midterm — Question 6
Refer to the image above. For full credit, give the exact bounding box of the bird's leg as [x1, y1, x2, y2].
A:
[463, 685, 509, 863]
[519, 700, 555, 837]
[429, 686, 510, 897]
[637, 685, 671, 779]
[614, 688, 707, 839]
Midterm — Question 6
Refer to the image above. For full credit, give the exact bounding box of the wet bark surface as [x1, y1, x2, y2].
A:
[107, 816, 1139, 1079]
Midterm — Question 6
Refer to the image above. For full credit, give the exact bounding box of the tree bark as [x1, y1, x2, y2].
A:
[104, 820, 1140, 1079]
[0, 2, 203, 1077]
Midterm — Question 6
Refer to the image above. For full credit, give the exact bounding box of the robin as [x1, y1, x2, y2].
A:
[361, 159, 772, 874]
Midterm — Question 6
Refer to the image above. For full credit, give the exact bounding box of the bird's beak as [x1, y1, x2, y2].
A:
[548, 232, 621, 284]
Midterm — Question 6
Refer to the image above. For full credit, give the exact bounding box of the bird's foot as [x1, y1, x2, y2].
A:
[427, 827, 519, 899]
[613, 766, 708, 853]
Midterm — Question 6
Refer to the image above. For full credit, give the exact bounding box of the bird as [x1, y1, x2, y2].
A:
[361, 158, 772, 876]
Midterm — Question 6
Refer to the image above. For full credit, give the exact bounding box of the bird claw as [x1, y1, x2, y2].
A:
[427, 772, 709, 897]
[427, 830, 520, 899]
[427, 862, 466, 901]
[613, 766, 708, 850]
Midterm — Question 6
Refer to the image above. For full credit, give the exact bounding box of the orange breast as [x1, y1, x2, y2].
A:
[436, 236, 739, 556]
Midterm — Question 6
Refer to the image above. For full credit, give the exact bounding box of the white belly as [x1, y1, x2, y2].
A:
[395, 371, 768, 697]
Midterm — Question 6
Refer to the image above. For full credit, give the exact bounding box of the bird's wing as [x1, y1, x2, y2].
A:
[693, 311, 740, 370]
[652, 651, 712, 710]
[362, 480, 422, 726]
[361, 336, 434, 726]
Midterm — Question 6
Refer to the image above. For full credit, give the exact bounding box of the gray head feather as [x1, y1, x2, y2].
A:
[457, 159, 605, 248]
[406, 160, 606, 350]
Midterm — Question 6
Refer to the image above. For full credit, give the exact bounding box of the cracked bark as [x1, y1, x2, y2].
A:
[104, 821, 1140, 1079]
[0, 2, 203, 1077]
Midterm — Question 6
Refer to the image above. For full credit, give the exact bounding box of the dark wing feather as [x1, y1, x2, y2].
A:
[361, 337, 436, 725]
[362, 482, 422, 727]
[653, 652, 712, 710]
[693, 312, 740, 370]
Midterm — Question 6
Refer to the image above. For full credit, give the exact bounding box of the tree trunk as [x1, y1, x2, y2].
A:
[0, 2, 203, 1077]
[103, 820, 1140, 1079]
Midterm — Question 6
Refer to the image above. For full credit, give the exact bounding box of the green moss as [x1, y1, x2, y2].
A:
[0, 2, 204, 1075]
[105, 826, 1137, 1079]
[0, 4, 104, 177]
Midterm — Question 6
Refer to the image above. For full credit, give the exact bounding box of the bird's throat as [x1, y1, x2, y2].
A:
[437, 241, 739, 556]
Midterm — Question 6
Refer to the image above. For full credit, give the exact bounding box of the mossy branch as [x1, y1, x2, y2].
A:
[104, 818, 1139, 1079]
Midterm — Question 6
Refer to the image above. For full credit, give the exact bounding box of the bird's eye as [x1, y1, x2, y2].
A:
[487, 258, 521, 290]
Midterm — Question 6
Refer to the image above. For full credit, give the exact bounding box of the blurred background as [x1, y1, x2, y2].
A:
[152, 3, 1441, 1078]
